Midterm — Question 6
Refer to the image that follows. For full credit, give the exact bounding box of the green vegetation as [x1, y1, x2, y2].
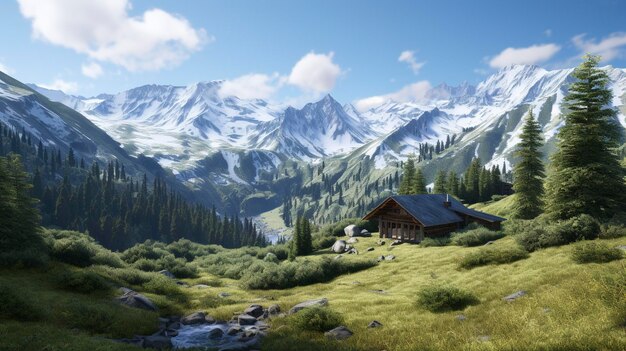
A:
[571, 242, 624, 264]
[56, 269, 110, 294]
[545, 55, 626, 220]
[511, 110, 545, 219]
[416, 285, 479, 312]
[289, 216, 313, 259]
[514, 214, 601, 252]
[292, 307, 344, 332]
[420, 236, 451, 247]
[459, 246, 530, 269]
[451, 226, 505, 246]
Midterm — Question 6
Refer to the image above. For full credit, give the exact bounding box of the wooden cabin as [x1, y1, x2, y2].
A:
[362, 194, 505, 242]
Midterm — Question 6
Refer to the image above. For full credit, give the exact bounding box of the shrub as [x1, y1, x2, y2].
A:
[599, 225, 626, 239]
[90, 266, 160, 287]
[142, 275, 183, 298]
[571, 242, 624, 264]
[0, 284, 41, 321]
[132, 258, 159, 271]
[459, 247, 529, 269]
[56, 270, 110, 294]
[417, 286, 479, 312]
[292, 307, 344, 332]
[92, 250, 125, 268]
[452, 227, 504, 247]
[516, 215, 601, 252]
[0, 247, 49, 268]
[52, 238, 96, 267]
[264, 252, 279, 263]
[166, 239, 219, 261]
[420, 236, 451, 247]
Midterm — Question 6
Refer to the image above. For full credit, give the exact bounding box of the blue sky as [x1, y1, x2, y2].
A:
[1, 0, 626, 108]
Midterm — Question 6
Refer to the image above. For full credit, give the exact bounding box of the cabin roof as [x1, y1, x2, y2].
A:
[363, 194, 506, 227]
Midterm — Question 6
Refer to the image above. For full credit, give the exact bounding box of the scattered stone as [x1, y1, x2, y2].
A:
[347, 248, 359, 255]
[218, 292, 232, 298]
[483, 241, 495, 246]
[244, 305, 264, 318]
[143, 335, 172, 349]
[325, 326, 353, 340]
[477, 335, 490, 342]
[181, 312, 210, 325]
[208, 328, 224, 340]
[332, 240, 347, 253]
[360, 229, 372, 237]
[503, 290, 527, 302]
[193, 284, 209, 289]
[227, 326, 242, 335]
[377, 255, 385, 262]
[377, 240, 386, 246]
[367, 320, 382, 328]
[238, 314, 258, 325]
[268, 304, 281, 315]
[289, 298, 329, 314]
[116, 288, 158, 311]
[158, 270, 176, 279]
[347, 237, 359, 244]
[344, 225, 361, 237]
[176, 281, 189, 287]
[369, 289, 386, 294]
[390, 240, 402, 247]
[385, 254, 396, 261]
[366, 247, 375, 252]
[455, 314, 467, 321]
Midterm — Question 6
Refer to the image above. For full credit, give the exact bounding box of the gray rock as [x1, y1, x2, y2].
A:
[332, 240, 347, 253]
[483, 241, 495, 246]
[268, 304, 281, 315]
[347, 248, 358, 255]
[181, 312, 212, 325]
[456, 314, 467, 321]
[366, 247, 375, 252]
[377, 255, 385, 262]
[227, 326, 242, 335]
[344, 225, 361, 237]
[390, 240, 402, 247]
[158, 270, 175, 279]
[218, 292, 232, 298]
[244, 304, 264, 318]
[143, 335, 172, 349]
[117, 289, 158, 311]
[478, 335, 490, 342]
[360, 229, 372, 237]
[347, 237, 359, 244]
[377, 240, 386, 246]
[503, 290, 527, 302]
[367, 320, 382, 328]
[385, 254, 396, 261]
[324, 326, 353, 340]
[193, 284, 210, 289]
[289, 298, 329, 314]
[208, 328, 224, 339]
[238, 314, 258, 325]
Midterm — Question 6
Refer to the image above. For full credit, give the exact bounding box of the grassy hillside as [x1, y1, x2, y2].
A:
[469, 194, 516, 217]
[2, 232, 624, 351]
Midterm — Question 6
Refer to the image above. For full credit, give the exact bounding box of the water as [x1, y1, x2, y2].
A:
[171, 323, 260, 349]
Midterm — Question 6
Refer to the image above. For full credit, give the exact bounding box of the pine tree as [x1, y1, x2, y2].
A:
[398, 156, 416, 195]
[412, 168, 427, 194]
[512, 110, 546, 219]
[433, 170, 447, 194]
[446, 171, 460, 196]
[545, 55, 626, 220]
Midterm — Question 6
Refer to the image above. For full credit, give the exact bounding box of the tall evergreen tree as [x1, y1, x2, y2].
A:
[433, 170, 447, 194]
[545, 55, 626, 220]
[412, 168, 427, 194]
[398, 156, 416, 195]
[512, 110, 546, 219]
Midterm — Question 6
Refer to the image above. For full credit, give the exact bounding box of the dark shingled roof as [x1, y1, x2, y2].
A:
[364, 194, 506, 227]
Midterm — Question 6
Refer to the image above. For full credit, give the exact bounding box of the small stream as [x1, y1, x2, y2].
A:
[171, 323, 263, 350]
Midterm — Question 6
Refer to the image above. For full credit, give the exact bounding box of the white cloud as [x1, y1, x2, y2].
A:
[218, 73, 282, 100]
[38, 79, 79, 93]
[18, 0, 210, 72]
[572, 32, 626, 61]
[81, 62, 104, 79]
[287, 51, 342, 93]
[398, 50, 425, 75]
[354, 80, 432, 112]
[489, 44, 561, 68]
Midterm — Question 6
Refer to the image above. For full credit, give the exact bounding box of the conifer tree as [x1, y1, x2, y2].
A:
[512, 110, 545, 219]
[433, 170, 447, 194]
[412, 168, 427, 194]
[545, 55, 626, 220]
[398, 156, 416, 195]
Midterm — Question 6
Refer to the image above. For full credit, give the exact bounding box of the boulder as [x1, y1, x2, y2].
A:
[366, 247, 374, 252]
[218, 292, 231, 298]
[268, 304, 281, 315]
[360, 229, 372, 237]
[117, 289, 158, 311]
[143, 335, 172, 349]
[238, 314, 258, 325]
[344, 225, 361, 237]
[244, 304, 264, 318]
[347, 237, 359, 244]
[331, 240, 347, 253]
[227, 326, 242, 335]
[289, 298, 329, 314]
[503, 290, 527, 302]
[347, 248, 358, 255]
[325, 326, 353, 340]
[158, 270, 175, 279]
[367, 320, 382, 328]
[181, 312, 208, 325]
[208, 328, 224, 340]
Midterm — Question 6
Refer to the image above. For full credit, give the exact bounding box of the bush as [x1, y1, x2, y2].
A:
[263, 252, 279, 263]
[166, 239, 220, 261]
[92, 250, 125, 268]
[417, 286, 479, 312]
[56, 270, 110, 294]
[571, 242, 624, 264]
[142, 275, 183, 298]
[459, 247, 529, 269]
[121, 240, 170, 263]
[452, 227, 504, 247]
[420, 236, 451, 247]
[90, 266, 160, 287]
[292, 307, 343, 332]
[52, 238, 97, 267]
[0, 247, 49, 268]
[599, 225, 626, 239]
[0, 284, 41, 321]
[516, 215, 601, 252]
